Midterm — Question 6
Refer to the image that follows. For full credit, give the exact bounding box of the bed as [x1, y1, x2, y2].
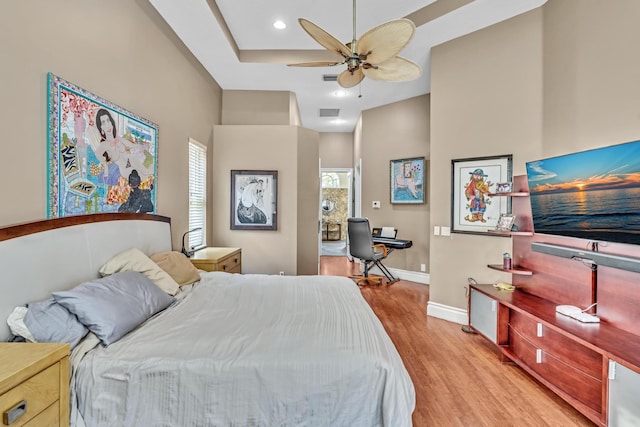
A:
[0, 213, 415, 427]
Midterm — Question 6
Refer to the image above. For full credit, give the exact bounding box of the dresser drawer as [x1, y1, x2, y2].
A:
[509, 326, 602, 412]
[0, 363, 59, 426]
[190, 248, 242, 273]
[23, 401, 58, 427]
[509, 310, 602, 378]
[218, 253, 241, 273]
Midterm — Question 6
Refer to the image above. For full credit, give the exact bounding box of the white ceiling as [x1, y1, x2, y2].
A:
[149, 0, 546, 133]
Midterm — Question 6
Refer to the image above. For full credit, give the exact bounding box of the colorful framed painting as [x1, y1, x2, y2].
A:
[390, 157, 426, 204]
[47, 73, 158, 218]
[451, 154, 512, 234]
[230, 170, 278, 230]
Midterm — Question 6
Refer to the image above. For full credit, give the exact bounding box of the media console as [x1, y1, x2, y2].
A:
[469, 175, 640, 426]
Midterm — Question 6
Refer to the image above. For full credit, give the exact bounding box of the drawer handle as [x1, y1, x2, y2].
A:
[3, 400, 27, 425]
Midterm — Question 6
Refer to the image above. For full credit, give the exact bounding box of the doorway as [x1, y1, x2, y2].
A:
[320, 169, 352, 257]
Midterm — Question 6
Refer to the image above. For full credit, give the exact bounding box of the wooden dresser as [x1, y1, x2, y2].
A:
[190, 247, 242, 273]
[0, 343, 70, 427]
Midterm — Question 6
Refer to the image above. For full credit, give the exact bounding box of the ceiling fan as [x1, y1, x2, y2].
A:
[287, 0, 422, 88]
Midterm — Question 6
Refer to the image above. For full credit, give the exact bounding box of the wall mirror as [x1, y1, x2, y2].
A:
[322, 199, 336, 213]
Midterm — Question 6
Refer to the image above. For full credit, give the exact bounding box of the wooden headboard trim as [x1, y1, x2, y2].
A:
[0, 213, 170, 242]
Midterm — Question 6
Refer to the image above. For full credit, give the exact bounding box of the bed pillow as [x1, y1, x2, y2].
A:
[23, 298, 89, 349]
[52, 271, 175, 346]
[99, 247, 180, 295]
[150, 251, 201, 286]
[7, 306, 36, 342]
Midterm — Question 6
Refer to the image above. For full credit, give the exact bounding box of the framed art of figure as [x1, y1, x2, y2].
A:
[451, 155, 512, 234]
[390, 157, 425, 204]
[230, 170, 278, 230]
[47, 73, 158, 218]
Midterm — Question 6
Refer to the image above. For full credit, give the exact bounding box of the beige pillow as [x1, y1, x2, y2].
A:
[150, 251, 201, 286]
[99, 248, 180, 296]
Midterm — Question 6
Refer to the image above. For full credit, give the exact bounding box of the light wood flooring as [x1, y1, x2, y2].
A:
[320, 256, 595, 427]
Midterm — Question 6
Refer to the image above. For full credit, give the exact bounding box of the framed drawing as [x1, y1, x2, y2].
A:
[390, 157, 425, 204]
[47, 73, 158, 218]
[230, 170, 278, 230]
[451, 154, 512, 234]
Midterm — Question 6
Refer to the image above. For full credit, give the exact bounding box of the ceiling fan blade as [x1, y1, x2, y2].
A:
[363, 56, 422, 82]
[288, 61, 344, 67]
[298, 18, 351, 59]
[356, 19, 416, 65]
[337, 68, 365, 88]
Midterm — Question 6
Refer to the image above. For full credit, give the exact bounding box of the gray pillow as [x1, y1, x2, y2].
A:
[53, 271, 175, 346]
[24, 298, 89, 349]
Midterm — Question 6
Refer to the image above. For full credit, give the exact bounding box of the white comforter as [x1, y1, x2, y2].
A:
[72, 273, 415, 426]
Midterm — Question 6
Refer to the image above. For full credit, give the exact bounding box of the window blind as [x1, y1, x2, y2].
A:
[188, 138, 206, 250]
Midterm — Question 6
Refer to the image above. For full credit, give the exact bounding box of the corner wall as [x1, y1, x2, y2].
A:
[212, 124, 319, 275]
[429, 9, 543, 320]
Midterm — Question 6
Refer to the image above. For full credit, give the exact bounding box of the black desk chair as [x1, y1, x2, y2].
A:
[347, 217, 396, 286]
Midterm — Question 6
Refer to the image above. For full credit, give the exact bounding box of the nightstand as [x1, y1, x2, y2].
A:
[190, 247, 242, 273]
[0, 343, 70, 427]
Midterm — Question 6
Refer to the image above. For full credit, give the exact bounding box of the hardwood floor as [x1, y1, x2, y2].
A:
[320, 256, 595, 427]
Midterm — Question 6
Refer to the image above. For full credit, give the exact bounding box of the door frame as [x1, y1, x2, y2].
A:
[319, 168, 354, 259]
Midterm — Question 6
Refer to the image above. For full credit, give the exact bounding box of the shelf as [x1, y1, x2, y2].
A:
[487, 264, 533, 275]
[488, 229, 533, 237]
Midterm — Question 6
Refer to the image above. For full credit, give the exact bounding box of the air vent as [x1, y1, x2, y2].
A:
[322, 74, 338, 82]
[319, 108, 340, 117]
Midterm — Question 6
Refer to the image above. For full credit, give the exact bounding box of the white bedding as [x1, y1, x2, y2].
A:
[72, 272, 415, 426]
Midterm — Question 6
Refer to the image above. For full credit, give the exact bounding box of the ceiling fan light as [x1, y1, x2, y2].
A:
[273, 20, 286, 30]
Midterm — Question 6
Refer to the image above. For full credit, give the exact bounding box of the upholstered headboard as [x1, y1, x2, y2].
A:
[0, 213, 172, 341]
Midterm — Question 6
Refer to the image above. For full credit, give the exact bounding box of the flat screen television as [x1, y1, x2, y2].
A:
[525, 139, 640, 246]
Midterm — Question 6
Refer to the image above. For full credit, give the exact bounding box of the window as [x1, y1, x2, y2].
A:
[322, 172, 340, 188]
[188, 138, 206, 250]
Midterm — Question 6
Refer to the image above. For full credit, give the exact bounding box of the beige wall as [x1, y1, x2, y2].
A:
[429, 0, 640, 317]
[222, 90, 293, 125]
[429, 9, 543, 312]
[319, 133, 354, 168]
[360, 95, 430, 272]
[542, 0, 640, 153]
[212, 125, 319, 275]
[0, 0, 222, 250]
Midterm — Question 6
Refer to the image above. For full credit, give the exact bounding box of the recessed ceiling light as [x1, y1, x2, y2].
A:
[333, 90, 349, 97]
[273, 20, 286, 30]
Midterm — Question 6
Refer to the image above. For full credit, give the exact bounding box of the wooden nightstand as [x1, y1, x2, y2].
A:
[190, 247, 242, 273]
[0, 343, 70, 427]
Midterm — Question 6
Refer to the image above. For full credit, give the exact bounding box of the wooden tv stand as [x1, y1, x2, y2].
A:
[471, 284, 640, 425]
[469, 176, 640, 426]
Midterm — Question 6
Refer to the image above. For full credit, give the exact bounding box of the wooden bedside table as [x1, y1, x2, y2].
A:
[0, 343, 70, 427]
[190, 247, 242, 273]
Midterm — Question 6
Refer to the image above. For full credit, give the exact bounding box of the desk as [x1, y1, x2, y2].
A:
[190, 247, 241, 273]
[322, 223, 342, 241]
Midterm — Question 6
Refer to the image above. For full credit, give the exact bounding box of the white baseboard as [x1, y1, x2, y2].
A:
[368, 265, 430, 285]
[426, 301, 467, 325]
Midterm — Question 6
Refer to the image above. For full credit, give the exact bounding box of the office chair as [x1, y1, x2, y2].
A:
[347, 217, 391, 286]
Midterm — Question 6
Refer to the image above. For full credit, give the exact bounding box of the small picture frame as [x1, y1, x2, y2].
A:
[495, 214, 516, 231]
[495, 182, 513, 194]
